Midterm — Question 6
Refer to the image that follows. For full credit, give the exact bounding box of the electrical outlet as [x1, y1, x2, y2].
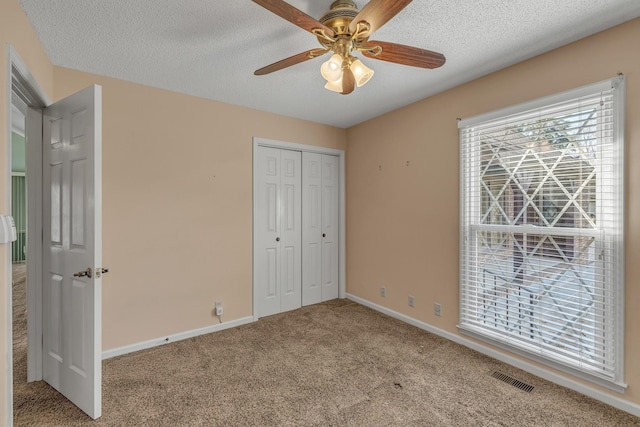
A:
[408, 295, 415, 308]
[215, 301, 223, 316]
[434, 303, 442, 317]
[380, 287, 386, 298]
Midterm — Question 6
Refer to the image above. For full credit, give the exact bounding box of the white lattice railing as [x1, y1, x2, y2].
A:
[480, 258, 598, 360]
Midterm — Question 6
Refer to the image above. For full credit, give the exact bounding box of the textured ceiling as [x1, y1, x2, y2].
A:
[18, 0, 640, 128]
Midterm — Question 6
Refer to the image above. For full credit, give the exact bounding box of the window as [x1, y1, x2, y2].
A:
[458, 77, 625, 391]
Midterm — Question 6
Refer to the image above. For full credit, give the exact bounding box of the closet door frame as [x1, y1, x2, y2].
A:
[252, 137, 345, 321]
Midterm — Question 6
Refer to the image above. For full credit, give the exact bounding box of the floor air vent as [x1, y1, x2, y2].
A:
[490, 371, 535, 393]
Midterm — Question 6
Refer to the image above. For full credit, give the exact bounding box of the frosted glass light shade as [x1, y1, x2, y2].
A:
[321, 53, 343, 82]
[350, 58, 374, 87]
[324, 76, 343, 93]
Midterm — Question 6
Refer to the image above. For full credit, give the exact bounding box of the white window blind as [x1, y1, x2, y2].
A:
[458, 77, 625, 391]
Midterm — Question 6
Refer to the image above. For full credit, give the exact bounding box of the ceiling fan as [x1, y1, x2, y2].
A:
[251, 0, 446, 95]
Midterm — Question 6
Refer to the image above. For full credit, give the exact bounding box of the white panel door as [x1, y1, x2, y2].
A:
[321, 155, 340, 301]
[279, 149, 302, 312]
[302, 153, 322, 306]
[255, 146, 280, 318]
[302, 153, 339, 305]
[255, 146, 301, 318]
[42, 85, 102, 419]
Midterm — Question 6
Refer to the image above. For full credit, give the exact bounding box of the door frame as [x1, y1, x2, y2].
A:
[252, 137, 346, 320]
[5, 45, 51, 426]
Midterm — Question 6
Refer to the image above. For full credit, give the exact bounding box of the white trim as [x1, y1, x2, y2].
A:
[457, 326, 626, 393]
[346, 293, 640, 418]
[612, 76, 626, 383]
[5, 43, 14, 427]
[458, 76, 621, 129]
[8, 45, 52, 107]
[252, 137, 346, 319]
[25, 107, 43, 382]
[252, 141, 259, 321]
[6, 45, 51, 427]
[11, 101, 26, 138]
[101, 316, 255, 360]
[254, 137, 344, 157]
[338, 152, 346, 299]
[12, 48, 48, 385]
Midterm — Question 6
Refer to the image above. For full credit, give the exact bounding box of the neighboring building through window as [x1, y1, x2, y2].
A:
[458, 76, 625, 391]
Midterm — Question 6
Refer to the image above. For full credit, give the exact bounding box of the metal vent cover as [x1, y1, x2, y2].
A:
[490, 370, 535, 393]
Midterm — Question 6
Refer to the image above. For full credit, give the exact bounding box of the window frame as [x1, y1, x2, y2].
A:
[458, 76, 626, 392]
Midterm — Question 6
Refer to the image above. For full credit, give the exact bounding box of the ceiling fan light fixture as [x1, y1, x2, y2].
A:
[320, 53, 343, 82]
[324, 75, 344, 93]
[252, 0, 447, 95]
[350, 58, 374, 87]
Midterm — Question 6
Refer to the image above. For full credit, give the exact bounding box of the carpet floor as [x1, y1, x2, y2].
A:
[12, 263, 640, 426]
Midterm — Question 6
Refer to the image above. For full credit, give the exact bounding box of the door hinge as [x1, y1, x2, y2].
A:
[95, 267, 109, 278]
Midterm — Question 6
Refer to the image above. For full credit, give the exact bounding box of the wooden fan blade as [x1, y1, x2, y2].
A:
[254, 48, 330, 75]
[360, 41, 446, 69]
[252, 0, 335, 38]
[341, 68, 356, 95]
[348, 0, 413, 35]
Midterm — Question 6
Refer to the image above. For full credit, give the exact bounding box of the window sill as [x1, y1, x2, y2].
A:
[458, 325, 627, 394]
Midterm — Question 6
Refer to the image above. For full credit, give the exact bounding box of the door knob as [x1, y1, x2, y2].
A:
[322, 233, 326, 237]
[73, 267, 92, 278]
[276, 237, 280, 242]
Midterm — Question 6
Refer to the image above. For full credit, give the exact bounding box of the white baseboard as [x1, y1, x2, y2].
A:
[346, 293, 640, 418]
[102, 316, 255, 360]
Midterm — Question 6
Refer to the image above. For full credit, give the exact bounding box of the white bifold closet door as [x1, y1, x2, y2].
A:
[255, 146, 302, 318]
[302, 153, 339, 305]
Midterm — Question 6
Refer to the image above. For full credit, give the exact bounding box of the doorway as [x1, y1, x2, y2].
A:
[252, 137, 346, 320]
[11, 91, 28, 420]
[7, 46, 104, 423]
[6, 46, 50, 426]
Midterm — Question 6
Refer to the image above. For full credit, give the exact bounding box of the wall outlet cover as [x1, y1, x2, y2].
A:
[434, 303, 442, 317]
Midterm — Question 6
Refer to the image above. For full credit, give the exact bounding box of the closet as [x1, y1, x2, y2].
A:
[254, 145, 340, 318]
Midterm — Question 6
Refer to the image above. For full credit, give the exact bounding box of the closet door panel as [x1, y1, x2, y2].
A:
[321, 155, 340, 301]
[280, 149, 302, 312]
[256, 146, 338, 317]
[302, 152, 323, 306]
[255, 146, 282, 318]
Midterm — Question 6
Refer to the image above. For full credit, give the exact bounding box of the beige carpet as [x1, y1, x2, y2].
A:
[12, 264, 640, 426]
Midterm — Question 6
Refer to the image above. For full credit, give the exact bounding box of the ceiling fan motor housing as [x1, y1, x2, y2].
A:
[319, 0, 359, 37]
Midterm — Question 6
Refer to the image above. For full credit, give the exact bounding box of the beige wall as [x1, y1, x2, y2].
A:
[346, 17, 640, 407]
[3, 0, 640, 420]
[53, 68, 347, 350]
[0, 0, 54, 422]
